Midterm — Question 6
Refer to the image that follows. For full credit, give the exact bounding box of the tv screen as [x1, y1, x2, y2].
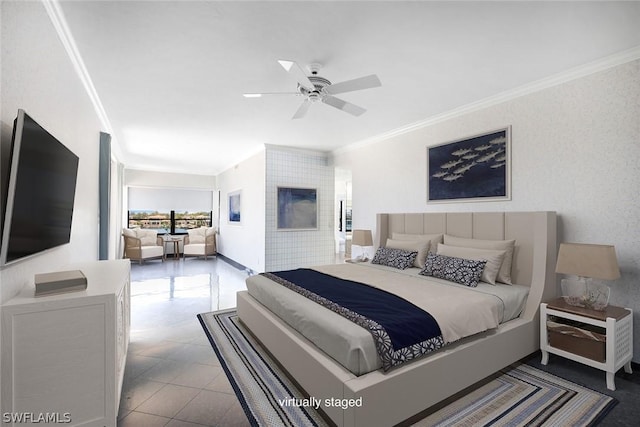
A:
[0, 110, 79, 266]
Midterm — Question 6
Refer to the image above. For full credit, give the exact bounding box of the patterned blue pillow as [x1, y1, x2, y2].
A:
[419, 252, 487, 287]
[371, 247, 418, 270]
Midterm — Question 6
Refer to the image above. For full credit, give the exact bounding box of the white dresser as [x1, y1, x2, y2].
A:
[1, 259, 130, 426]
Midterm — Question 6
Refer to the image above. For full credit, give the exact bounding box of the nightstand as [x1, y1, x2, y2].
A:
[540, 298, 633, 390]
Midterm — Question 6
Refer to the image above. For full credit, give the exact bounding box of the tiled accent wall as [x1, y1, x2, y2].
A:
[265, 147, 335, 271]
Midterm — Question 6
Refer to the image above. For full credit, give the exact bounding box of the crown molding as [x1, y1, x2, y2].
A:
[43, 0, 123, 161]
[334, 46, 640, 156]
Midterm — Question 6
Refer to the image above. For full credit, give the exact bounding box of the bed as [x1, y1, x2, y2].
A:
[237, 211, 557, 427]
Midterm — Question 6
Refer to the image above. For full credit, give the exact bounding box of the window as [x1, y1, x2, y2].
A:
[127, 210, 211, 234]
[174, 211, 212, 233]
[128, 210, 171, 232]
[127, 187, 214, 234]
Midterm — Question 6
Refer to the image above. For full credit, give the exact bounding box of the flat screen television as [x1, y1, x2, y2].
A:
[0, 109, 79, 266]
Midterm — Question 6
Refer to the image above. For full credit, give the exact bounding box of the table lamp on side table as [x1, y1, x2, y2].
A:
[555, 243, 620, 311]
[351, 229, 373, 262]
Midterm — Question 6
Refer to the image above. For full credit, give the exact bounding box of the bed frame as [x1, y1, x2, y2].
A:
[237, 211, 557, 427]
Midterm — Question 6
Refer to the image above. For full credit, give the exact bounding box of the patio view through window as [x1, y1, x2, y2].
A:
[128, 210, 212, 234]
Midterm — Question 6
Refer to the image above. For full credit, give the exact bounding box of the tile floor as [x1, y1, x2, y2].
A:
[117, 256, 250, 427]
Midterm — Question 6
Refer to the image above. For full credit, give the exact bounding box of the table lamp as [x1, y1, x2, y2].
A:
[351, 229, 373, 262]
[555, 243, 620, 310]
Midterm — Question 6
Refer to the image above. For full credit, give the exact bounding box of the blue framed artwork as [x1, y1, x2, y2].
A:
[228, 190, 241, 223]
[277, 187, 317, 230]
[427, 127, 511, 203]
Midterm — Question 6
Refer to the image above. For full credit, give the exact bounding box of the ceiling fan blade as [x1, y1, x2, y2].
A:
[324, 74, 381, 95]
[278, 59, 314, 91]
[322, 95, 366, 116]
[243, 92, 300, 98]
[292, 99, 312, 119]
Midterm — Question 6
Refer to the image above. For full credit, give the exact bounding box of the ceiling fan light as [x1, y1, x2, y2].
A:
[308, 92, 321, 102]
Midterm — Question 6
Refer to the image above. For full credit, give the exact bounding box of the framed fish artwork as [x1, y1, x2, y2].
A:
[427, 127, 511, 203]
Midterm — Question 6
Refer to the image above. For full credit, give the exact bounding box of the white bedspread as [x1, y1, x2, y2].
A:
[245, 262, 529, 376]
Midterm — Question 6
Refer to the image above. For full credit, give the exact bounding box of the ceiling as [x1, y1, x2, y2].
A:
[57, 1, 640, 176]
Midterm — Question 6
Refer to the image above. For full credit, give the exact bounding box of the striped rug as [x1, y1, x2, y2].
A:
[198, 309, 616, 427]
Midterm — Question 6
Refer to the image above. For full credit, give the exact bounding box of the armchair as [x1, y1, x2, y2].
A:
[183, 227, 217, 260]
[122, 228, 164, 264]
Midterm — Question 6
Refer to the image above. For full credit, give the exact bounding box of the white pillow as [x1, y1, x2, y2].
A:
[188, 228, 206, 244]
[386, 238, 430, 268]
[443, 235, 516, 284]
[135, 229, 158, 246]
[392, 233, 443, 251]
[436, 243, 506, 285]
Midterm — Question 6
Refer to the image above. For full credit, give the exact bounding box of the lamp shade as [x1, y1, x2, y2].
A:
[352, 229, 373, 246]
[555, 243, 620, 280]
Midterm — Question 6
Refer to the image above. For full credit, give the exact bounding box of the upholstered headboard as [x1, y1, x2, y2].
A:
[376, 212, 557, 318]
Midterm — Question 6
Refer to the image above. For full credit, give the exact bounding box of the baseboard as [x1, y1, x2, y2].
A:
[217, 253, 254, 275]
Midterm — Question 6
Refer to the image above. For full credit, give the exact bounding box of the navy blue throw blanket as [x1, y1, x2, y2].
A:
[262, 268, 445, 372]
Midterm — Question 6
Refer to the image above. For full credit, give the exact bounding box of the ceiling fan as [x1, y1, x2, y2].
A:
[243, 60, 381, 119]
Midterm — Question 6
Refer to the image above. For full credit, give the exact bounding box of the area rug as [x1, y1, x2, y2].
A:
[198, 309, 616, 427]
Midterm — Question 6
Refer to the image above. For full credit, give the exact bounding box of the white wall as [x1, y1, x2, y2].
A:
[0, 1, 106, 411]
[0, 0, 104, 303]
[333, 59, 640, 361]
[109, 159, 125, 259]
[217, 150, 266, 272]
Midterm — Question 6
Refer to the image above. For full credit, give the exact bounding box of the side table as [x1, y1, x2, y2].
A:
[163, 237, 181, 260]
[540, 297, 633, 390]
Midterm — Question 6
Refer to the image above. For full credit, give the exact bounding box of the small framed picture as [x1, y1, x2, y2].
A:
[228, 190, 241, 224]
